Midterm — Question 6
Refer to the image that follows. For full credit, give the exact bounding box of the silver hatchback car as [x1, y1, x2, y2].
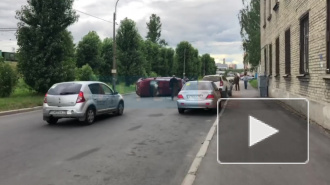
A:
[43, 81, 124, 125]
[177, 81, 221, 114]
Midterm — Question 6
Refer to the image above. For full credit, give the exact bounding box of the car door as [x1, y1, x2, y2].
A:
[212, 82, 221, 100]
[100, 84, 116, 110]
[88, 83, 106, 113]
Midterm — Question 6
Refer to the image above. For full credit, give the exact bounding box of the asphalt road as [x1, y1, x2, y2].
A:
[0, 94, 216, 185]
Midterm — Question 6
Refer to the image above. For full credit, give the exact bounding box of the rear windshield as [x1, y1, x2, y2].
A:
[183, 82, 212, 90]
[48, 83, 82, 95]
[202, 76, 221, 82]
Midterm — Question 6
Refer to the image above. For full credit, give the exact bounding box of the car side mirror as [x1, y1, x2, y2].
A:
[113, 91, 119, 95]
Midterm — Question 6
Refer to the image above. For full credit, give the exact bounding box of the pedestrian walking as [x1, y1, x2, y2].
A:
[169, 75, 178, 100]
[243, 72, 249, 90]
[234, 74, 240, 91]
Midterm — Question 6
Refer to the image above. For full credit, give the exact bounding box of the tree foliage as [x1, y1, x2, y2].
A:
[0, 63, 18, 97]
[99, 38, 113, 78]
[116, 18, 145, 85]
[75, 64, 98, 81]
[16, 0, 78, 93]
[146, 14, 162, 43]
[175, 41, 200, 78]
[201, 54, 217, 76]
[238, 0, 260, 67]
[76, 31, 102, 73]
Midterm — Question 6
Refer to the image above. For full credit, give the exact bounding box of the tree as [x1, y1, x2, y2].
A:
[116, 18, 145, 85]
[238, 0, 260, 67]
[146, 14, 162, 43]
[201, 54, 217, 76]
[142, 40, 160, 76]
[76, 31, 102, 73]
[175, 41, 199, 78]
[16, 0, 78, 93]
[99, 38, 113, 82]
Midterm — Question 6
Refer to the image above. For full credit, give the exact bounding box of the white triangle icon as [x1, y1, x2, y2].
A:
[249, 116, 279, 147]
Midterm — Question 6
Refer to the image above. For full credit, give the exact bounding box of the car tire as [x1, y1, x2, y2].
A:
[47, 117, 58, 125]
[116, 101, 124, 116]
[221, 88, 228, 98]
[178, 108, 185, 114]
[83, 107, 95, 125]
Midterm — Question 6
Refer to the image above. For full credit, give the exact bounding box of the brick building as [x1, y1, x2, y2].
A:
[260, 0, 330, 129]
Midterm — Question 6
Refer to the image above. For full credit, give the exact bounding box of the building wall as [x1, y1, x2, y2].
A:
[260, 0, 330, 129]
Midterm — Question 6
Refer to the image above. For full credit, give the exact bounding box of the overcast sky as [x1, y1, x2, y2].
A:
[0, 0, 244, 68]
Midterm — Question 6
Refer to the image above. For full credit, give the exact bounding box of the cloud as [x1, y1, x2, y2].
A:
[0, 0, 244, 67]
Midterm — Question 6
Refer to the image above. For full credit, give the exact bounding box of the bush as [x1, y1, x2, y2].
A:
[149, 71, 158, 77]
[0, 56, 4, 63]
[0, 63, 18, 97]
[75, 64, 98, 81]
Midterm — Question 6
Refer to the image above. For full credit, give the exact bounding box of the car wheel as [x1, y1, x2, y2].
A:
[116, 101, 124, 116]
[83, 107, 95, 125]
[221, 88, 228, 98]
[178, 108, 185, 114]
[47, 117, 58, 125]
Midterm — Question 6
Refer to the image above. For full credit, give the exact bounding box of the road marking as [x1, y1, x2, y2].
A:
[181, 100, 228, 185]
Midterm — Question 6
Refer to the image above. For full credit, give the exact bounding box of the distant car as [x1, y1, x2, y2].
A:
[43, 81, 124, 125]
[136, 77, 183, 97]
[177, 81, 222, 114]
[240, 76, 254, 81]
[202, 75, 232, 97]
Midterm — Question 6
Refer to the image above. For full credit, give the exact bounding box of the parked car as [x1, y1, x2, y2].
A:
[240, 76, 254, 81]
[136, 77, 183, 97]
[177, 81, 222, 114]
[202, 75, 232, 97]
[43, 81, 124, 125]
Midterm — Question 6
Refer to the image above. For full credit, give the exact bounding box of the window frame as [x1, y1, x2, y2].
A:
[285, 28, 291, 75]
[101, 84, 114, 95]
[327, 0, 330, 73]
[269, 43, 273, 76]
[275, 37, 280, 76]
[300, 13, 309, 75]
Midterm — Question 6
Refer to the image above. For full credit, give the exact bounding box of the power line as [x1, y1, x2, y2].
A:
[75, 9, 113, 23]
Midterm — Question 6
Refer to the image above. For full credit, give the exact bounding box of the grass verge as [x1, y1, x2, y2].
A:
[249, 79, 258, 89]
[0, 80, 136, 112]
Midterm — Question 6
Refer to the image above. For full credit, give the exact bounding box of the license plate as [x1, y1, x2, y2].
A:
[188, 95, 202, 98]
[50, 110, 67, 115]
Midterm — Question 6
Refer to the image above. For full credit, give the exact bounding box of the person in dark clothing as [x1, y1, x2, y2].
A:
[234, 74, 240, 91]
[169, 75, 178, 100]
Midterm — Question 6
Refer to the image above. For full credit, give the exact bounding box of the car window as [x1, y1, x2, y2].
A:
[48, 83, 82, 95]
[202, 76, 221, 82]
[88, 84, 104, 95]
[101, 84, 114, 95]
[183, 82, 212, 90]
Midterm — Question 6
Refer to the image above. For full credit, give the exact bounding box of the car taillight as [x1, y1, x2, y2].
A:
[178, 94, 184, 99]
[206, 94, 215, 99]
[43, 93, 47, 103]
[220, 81, 224, 86]
[76, 91, 86, 103]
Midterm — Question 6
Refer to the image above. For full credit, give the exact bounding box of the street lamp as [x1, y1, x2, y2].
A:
[112, 0, 120, 91]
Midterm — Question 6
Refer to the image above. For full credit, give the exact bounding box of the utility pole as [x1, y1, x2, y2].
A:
[112, 0, 120, 91]
[183, 48, 186, 78]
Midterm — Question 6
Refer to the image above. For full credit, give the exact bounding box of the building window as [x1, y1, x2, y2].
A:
[275, 37, 280, 76]
[285, 29, 291, 75]
[263, 0, 266, 28]
[300, 14, 309, 74]
[269, 44, 273, 75]
[327, 0, 330, 73]
[267, 0, 272, 21]
[264, 47, 267, 75]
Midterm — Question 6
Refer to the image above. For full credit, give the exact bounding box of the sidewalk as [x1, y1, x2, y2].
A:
[193, 81, 330, 185]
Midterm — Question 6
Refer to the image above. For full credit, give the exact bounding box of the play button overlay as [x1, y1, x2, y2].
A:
[249, 116, 279, 147]
[217, 98, 309, 164]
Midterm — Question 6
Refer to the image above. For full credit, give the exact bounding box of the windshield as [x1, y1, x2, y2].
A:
[48, 83, 82, 95]
[183, 82, 212, 90]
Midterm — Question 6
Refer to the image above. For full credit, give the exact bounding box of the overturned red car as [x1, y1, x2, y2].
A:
[136, 77, 184, 97]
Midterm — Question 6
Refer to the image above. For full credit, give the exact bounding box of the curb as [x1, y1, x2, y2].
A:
[0, 106, 43, 117]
